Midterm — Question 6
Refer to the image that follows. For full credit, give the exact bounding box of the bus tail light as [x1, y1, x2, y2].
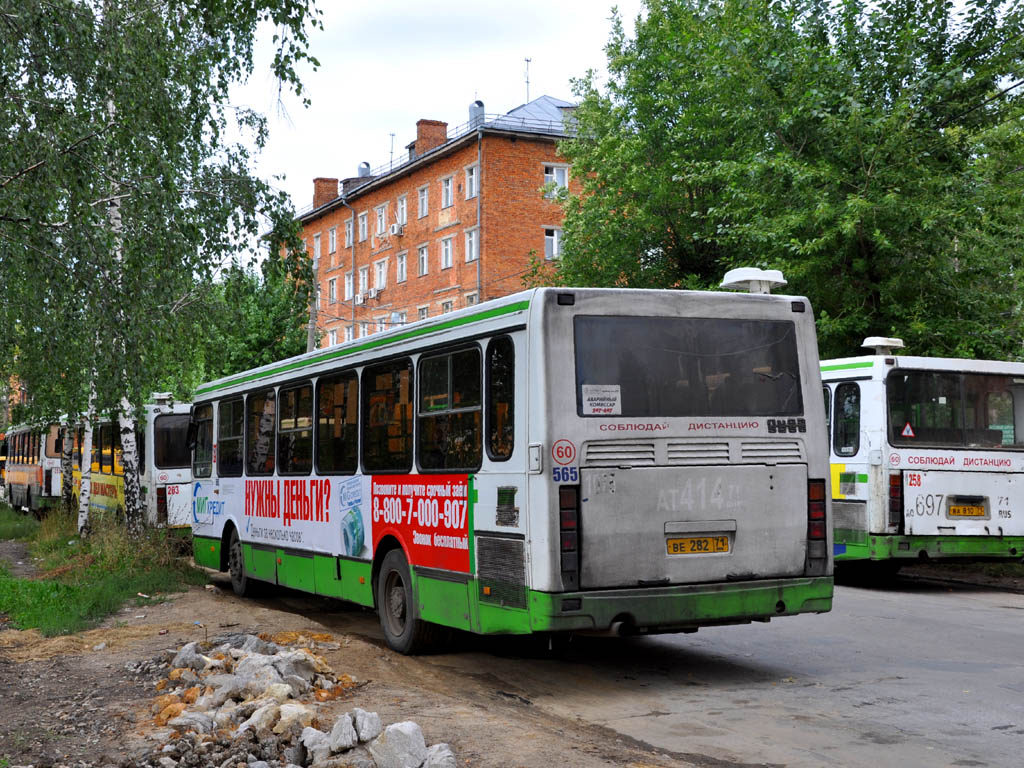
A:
[806, 479, 828, 576]
[157, 487, 168, 526]
[559, 485, 580, 591]
[888, 472, 904, 530]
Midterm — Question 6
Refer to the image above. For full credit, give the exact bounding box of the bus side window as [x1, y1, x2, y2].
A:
[218, 398, 244, 477]
[99, 424, 112, 473]
[833, 382, 860, 457]
[278, 383, 313, 475]
[985, 391, 1016, 447]
[362, 359, 413, 473]
[74, 428, 83, 464]
[316, 371, 358, 474]
[418, 347, 482, 471]
[113, 424, 123, 476]
[246, 390, 277, 476]
[487, 336, 515, 461]
[91, 427, 100, 473]
[193, 404, 214, 478]
[822, 385, 831, 448]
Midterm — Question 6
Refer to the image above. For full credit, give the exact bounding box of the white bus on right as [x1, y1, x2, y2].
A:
[822, 337, 1024, 570]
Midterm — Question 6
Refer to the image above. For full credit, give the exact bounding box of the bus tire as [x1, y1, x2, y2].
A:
[227, 528, 254, 597]
[377, 548, 441, 655]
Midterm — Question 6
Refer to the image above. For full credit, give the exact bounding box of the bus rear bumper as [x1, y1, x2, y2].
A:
[528, 576, 833, 634]
[835, 531, 1024, 562]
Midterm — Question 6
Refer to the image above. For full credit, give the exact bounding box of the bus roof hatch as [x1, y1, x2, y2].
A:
[720, 267, 787, 294]
[862, 337, 905, 354]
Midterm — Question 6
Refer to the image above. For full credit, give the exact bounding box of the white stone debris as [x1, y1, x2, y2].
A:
[353, 707, 383, 742]
[424, 742, 457, 768]
[328, 712, 358, 751]
[368, 721, 429, 768]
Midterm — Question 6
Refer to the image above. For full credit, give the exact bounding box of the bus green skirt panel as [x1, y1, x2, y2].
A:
[823, 339, 1024, 564]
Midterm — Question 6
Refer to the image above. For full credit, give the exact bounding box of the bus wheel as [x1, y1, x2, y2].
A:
[377, 549, 440, 654]
[227, 528, 252, 597]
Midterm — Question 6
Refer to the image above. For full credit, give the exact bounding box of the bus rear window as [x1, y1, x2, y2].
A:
[574, 316, 802, 417]
[887, 371, 1024, 449]
[154, 414, 191, 469]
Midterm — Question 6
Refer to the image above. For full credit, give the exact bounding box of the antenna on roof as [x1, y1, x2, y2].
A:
[524, 57, 531, 103]
[389, 133, 395, 167]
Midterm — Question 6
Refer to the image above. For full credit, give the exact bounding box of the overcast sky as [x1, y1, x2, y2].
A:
[232, 0, 646, 215]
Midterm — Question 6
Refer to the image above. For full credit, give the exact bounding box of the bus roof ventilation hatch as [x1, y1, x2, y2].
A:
[151, 392, 173, 406]
[720, 267, 787, 295]
[862, 337, 904, 355]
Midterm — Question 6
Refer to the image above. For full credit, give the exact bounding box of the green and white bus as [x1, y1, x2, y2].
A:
[190, 274, 833, 653]
[823, 338, 1024, 570]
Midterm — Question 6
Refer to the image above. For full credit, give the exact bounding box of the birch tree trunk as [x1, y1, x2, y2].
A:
[60, 419, 74, 516]
[78, 419, 94, 536]
[118, 402, 143, 535]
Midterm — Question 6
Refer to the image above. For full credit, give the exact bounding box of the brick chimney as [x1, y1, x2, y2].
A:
[415, 120, 448, 157]
[312, 177, 338, 209]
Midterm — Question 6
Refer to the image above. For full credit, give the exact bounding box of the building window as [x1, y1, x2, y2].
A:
[374, 259, 387, 289]
[360, 321, 370, 337]
[329, 329, 337, 346]
[396, 251, 407, 283]
[358, 212, 368, 241]
[328, 278, 337, 304]
[328, 227, 337, 254]
[418, 306, 429, 321]
[465, 165, 478, 199]
[544, 164, 568, 197]
[418, 244, 429, 276]
[395, 311, 407, 326]
[358, 266, 368, 294]
[344, 272, 353, 300]
[345, 325, 354, 342]
[441, 300, 453, 314]
[375, 204, 387, 235]
[441, 237, 453, 269]
[345, 219, 353, 247]
[544, 228, 562, 260]
[465, 293, 478, 306]
[465, 229, 478, 262]
[397, 195, 407, 225]
[441, 176, 453, 208]
[376, 317, 387, 333]
[313, 233, 322, 261]
[418, 185, 428, 218]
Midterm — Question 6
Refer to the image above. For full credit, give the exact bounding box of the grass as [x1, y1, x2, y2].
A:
[0, 501, 206, 636]
[0, 501, 40, 540]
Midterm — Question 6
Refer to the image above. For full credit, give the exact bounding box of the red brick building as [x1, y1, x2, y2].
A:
[297, 96, 577, 346]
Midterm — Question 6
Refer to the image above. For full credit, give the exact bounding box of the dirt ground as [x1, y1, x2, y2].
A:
[0, 539, 681, 768]
[2, 539, 1022, 768]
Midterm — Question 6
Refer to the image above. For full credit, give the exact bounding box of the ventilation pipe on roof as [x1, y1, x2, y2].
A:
[469, 100, 485, 128]
[720, 267, 787, 294]
[862, 337, 905, 355]
[357, 162, 371, 177]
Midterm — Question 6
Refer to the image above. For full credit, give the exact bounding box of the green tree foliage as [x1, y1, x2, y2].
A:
[0, 0, 318, 423]
[558, 0, 1024, 358]
[200, 256, 312, 382]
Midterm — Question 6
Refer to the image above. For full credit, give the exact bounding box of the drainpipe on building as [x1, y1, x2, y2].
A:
[341, 196, 357, 333]
[306, 253, 319, 352]
[476, 130, 483, 302]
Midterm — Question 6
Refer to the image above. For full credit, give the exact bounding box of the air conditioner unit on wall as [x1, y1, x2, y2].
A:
[389, 222, 403, 236]
[354, 293, 364, 305]
[366, 288, 380, 299]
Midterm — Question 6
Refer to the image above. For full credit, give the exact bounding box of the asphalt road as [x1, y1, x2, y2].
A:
[281, 575, 1024, 767]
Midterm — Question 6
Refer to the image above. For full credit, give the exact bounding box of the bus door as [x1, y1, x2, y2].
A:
[830, 380, 875, 537]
